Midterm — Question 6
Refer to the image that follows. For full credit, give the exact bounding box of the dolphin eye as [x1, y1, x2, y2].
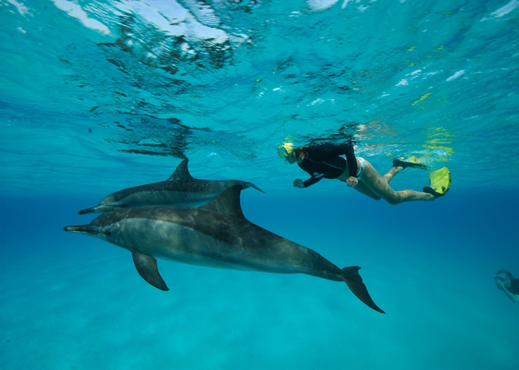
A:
[120, 204, 127, 208]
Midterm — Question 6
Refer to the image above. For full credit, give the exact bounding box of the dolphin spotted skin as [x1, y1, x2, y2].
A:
[65, 186, 385, 313]
[78, 158, 264, 214]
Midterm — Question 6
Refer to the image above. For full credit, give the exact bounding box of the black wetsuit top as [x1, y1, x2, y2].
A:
[298, 143, 357, 188]
[510, 278, 519, 295]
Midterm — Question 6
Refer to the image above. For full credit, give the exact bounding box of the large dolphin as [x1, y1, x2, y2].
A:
[78, 158, 264, 214]
[65, 186, 385, 313]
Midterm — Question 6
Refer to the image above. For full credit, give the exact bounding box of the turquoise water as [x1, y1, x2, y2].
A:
[1, 0, 518, 369]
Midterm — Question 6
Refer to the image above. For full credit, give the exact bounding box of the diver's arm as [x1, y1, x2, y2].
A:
[307, 143, 358, 177]
[330, 143, 358, 178]
[343, 145, 358, 178]
[303, 176, 322, 187]
[502, 287, 519, 303]
[294, 176, 322, 188]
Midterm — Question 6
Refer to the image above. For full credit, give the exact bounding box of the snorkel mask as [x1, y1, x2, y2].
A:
[277, 142, 294, 159]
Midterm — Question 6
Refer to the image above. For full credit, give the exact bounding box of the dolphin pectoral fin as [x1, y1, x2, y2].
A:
[132, 249, 169, 291]
[342, 267, 385, 314]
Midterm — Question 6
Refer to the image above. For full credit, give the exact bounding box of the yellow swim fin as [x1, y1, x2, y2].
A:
[424, 166, 451, 198]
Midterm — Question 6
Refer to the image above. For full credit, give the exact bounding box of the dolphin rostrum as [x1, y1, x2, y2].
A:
[78, 158, 264, 214]
[65, 185, 384, 313]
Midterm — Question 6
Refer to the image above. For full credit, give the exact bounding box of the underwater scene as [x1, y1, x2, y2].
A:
[1, 0, 518, 369]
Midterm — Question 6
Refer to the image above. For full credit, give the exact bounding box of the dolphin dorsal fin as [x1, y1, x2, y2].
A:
[167, 159, 193, 181]
[200, 185, 245, 218]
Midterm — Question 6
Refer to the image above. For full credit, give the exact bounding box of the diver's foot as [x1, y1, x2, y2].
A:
[393, 158, 428, 170]
[423, 186, 443, 199]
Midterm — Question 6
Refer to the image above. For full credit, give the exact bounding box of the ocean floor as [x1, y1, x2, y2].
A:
[1, 189, 518, 370]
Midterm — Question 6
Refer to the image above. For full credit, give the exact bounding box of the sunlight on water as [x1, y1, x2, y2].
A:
[1, 0, 518, 195]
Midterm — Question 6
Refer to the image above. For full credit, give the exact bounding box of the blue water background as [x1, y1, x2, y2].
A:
[1, 190, 518, 369]
[1, 0, 519, 369]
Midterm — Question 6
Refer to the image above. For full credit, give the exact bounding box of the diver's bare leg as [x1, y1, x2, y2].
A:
[361, 161, 433, 204]
[353, 181, 382, 200]
[383, 165, 404, 183]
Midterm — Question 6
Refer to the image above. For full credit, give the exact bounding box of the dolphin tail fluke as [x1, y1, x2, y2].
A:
[63, 225, 101, 235]
[342, 266, 385, 314]
[132, 249, 169, 291]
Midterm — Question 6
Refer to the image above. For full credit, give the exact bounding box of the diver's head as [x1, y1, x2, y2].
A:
[495, 269, 513, 289]
[277, 142, 303, 164]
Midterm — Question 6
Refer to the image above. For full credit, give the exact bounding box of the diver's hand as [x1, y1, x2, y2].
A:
[496, 279, 505, 290]
[293, 179, 305, 188]
[346, 176, 358, 188]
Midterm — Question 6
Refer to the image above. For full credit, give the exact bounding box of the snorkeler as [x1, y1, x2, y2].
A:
[494, 270, 519, 303]
[277, 142, 450, 205]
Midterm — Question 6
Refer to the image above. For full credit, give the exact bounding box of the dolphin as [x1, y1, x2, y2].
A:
[64, 185, 385, 313]
[78, 158, 264, 214]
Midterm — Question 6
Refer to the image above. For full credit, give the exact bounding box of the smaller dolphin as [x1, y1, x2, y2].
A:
[78, 158, 264, 214]
[65, 185, 385, 313]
